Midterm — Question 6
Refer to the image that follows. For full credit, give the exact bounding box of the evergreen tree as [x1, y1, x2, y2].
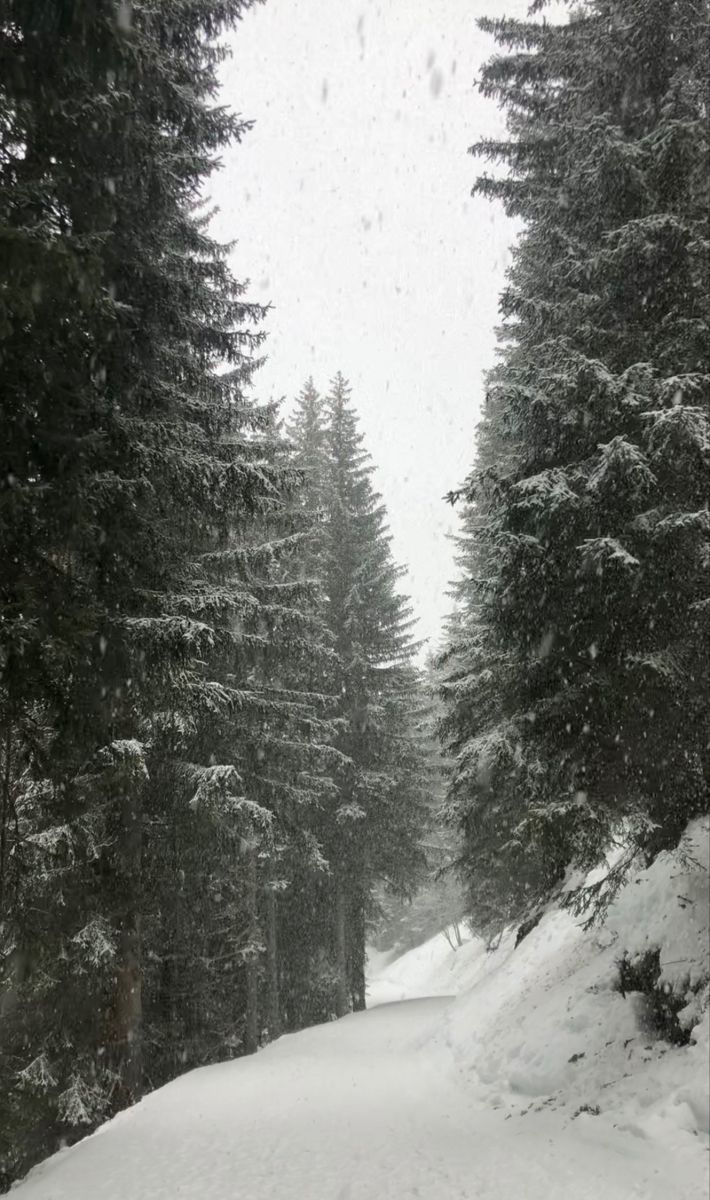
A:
[374, 654, 466, 955]
[277, 379, 343, 1028]
[141, 401, 338, 1077]
[320, 374, 428, 1011]
[440, 0, 709, 931]
[285, 375, 430, 1015]
[0, 0, 309, 1182]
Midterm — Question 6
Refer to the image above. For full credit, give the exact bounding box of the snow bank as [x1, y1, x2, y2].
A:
[366, 923, 488, 1005]
[412, 818, 710, 1151]
[362, 819, 709, 1193]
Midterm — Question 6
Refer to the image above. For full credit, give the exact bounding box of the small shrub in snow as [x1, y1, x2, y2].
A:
[616, 949, 696, 1047]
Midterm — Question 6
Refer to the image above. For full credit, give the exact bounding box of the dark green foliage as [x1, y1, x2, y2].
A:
[440, 0, 710, 933]
[0, 12, 430, 1176]
[288, 375, 429, 1013]
[0, 0, 338, 1185]
[0, 3, 432, 1188]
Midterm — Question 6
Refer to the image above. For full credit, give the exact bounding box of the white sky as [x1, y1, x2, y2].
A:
[211, 0, 531, 655]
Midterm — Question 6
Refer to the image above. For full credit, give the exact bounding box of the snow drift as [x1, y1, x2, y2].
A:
[400, 817, 710, 1148]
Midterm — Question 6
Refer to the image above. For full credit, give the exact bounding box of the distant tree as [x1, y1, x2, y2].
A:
[275, 380, 342, 1029]
[141, 401, 338, 1077]
[285, 375, 431, 1014]
[321, 374, 428, 1010]
[373, 656, 467, 955]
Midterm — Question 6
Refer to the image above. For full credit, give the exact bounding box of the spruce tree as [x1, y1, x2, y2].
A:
[140, 400, 338, 1075]
[285, 375, 429, 1015]
[440, 0, 709, 929]
[374, 653, 464, 955]
[0, 0, 301, 1182]
[321, 374, 427, 1011]
[278, 380, 343, 1028]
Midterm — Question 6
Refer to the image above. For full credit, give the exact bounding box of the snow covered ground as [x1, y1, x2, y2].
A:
[366, 923, 485, 1006]
[12, 819, 709, 1199]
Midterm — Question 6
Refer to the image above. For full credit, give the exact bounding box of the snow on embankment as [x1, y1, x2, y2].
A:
[366, 927, 488, 1006]
[370, 818, 709, 1155]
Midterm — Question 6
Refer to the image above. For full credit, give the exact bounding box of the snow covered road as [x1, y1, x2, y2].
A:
[12, 992, 705, 1200]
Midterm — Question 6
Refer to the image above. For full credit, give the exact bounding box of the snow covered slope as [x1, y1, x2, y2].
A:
[444, 818, 709, 1138]
[366, 925, 483, 1005]
[374, 816, 710, 1185]
[11, 819, 709, 1199]
[374, 821, 709, 1128]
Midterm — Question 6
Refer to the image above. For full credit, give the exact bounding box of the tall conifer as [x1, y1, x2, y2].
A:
[0, 0, 295, 1180]
[321, 374, 427, 1010]
[440, 0, 709, 928]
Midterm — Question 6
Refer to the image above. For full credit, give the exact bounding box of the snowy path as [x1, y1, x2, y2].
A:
[13, 993, 704, 1199]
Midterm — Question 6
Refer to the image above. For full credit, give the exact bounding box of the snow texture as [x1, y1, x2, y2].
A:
[12, 821, 709, 1199]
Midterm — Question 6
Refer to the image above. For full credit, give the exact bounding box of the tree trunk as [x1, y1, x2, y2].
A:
[350, 895, 367, 1012]
[113, 781, 143, 1105]
[158, 809, 183, 1077]
[265, 884, 280, 1041]
[0, 723, 12, 920]
[334, 876, 349, 1017]
[244, 848, 259, 1054]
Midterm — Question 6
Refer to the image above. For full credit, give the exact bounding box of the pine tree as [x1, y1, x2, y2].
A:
[440, 0, 709, 931]
[277, 380, 343, 1028]
[285, 375, 430, 1015]
[320, 374, 428, 1010]
[212, 402, 340, 1050]
[374, 654, 466, 955]
[0, 0, 300, 1182]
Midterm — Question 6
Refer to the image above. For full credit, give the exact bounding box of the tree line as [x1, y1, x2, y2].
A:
[0, 3, 429, 1186]
[439, 0, 709, 933]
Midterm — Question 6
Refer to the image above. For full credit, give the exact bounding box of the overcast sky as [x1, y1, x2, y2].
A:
[211, 0, 531, 655]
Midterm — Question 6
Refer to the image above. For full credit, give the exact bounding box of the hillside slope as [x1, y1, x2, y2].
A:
[385, 818, 709, 1156]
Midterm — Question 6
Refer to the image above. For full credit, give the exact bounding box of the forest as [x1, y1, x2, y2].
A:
[0, 0, 708, 1192]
